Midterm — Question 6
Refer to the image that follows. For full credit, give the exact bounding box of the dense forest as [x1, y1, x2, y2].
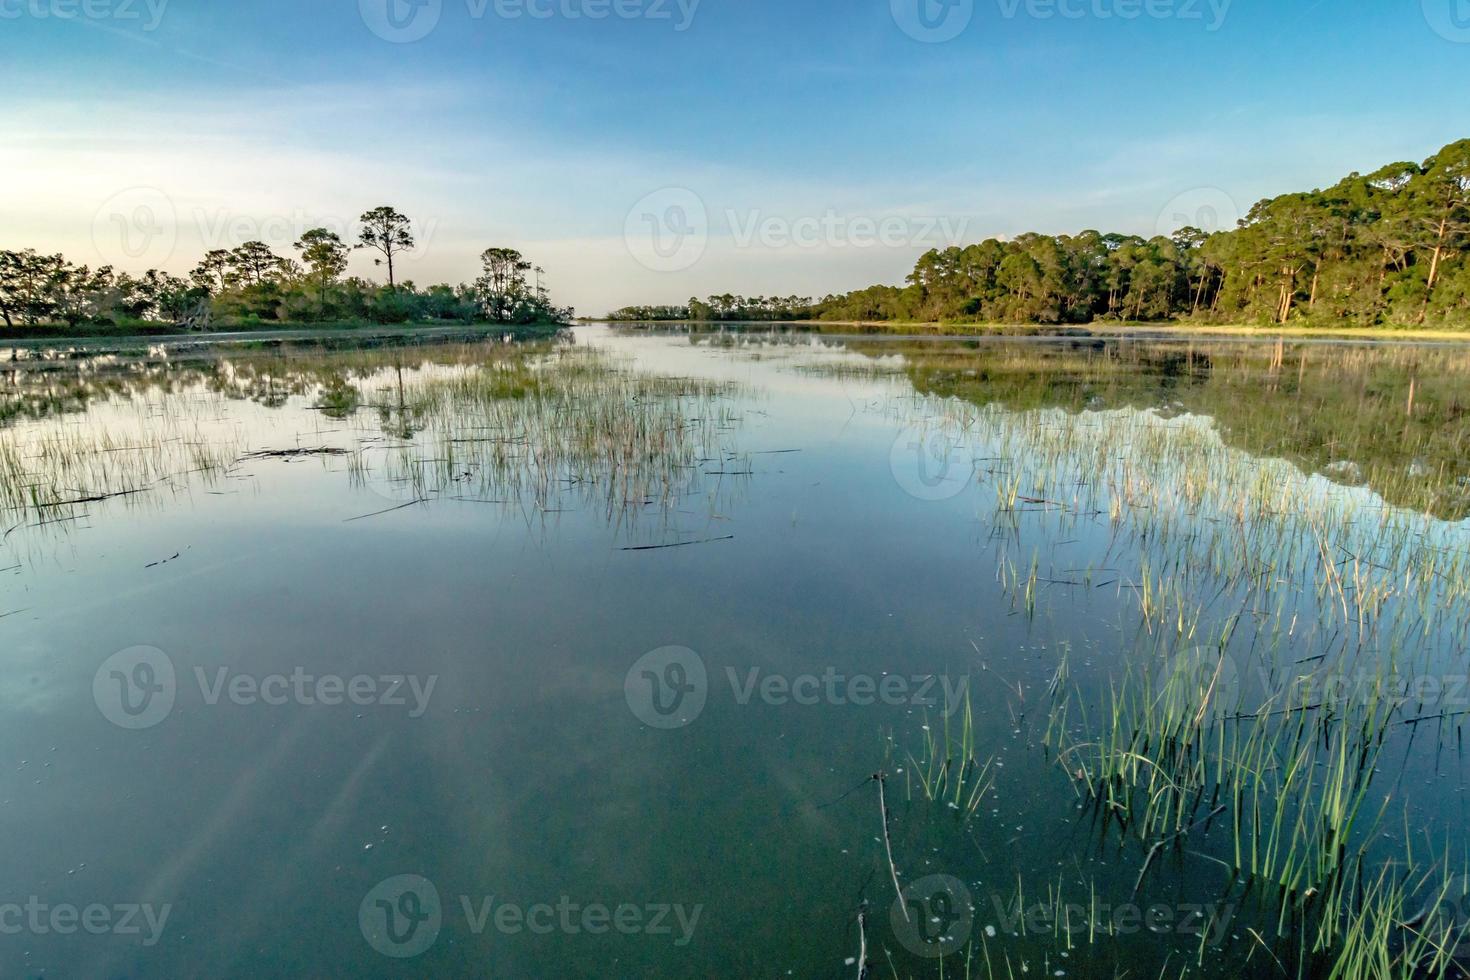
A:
[0, 206, 572, 332]
[609, 139, 1470, 329]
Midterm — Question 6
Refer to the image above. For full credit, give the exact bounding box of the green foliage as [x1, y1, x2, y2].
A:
[1, 206, 572, 333]
[622, 139, 1470, 330]
[605, 294, 815, 321]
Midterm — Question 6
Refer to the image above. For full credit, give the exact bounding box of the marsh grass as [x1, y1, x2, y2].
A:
[0, 340, 748, 544]
[902, 691, 997, 820]
[859, 339, 1470, 977]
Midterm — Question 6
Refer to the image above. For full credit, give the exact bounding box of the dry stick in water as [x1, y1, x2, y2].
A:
[874, 772, 908, 922]
[855, 905, 869, 979]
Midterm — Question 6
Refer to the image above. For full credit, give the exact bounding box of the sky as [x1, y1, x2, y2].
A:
[3, 0, 1468, 315]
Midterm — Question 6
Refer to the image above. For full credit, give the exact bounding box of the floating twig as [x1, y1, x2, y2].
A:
[619, 536, 735, 552]
[344, 499, 427, 523]
[874, 772, 908, 922]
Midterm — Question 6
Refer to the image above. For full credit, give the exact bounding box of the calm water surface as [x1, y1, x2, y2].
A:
[2, 325, 1469, 978]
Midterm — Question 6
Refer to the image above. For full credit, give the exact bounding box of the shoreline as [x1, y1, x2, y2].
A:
[0, 320, 568, 350]
[591, 319, 1470, 343]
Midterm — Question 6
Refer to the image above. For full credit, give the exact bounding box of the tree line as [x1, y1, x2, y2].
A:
[610, 139, 1470, 329]
[0, 206, 572, 331]
[607, 294, 815, 322]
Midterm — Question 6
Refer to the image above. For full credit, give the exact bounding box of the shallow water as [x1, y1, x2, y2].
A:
[2, 325, 1469, 978]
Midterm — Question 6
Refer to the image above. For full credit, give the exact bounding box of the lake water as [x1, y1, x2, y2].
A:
[2, 325, 1469, 978]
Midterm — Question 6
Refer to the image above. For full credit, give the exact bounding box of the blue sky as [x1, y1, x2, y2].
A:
[3, 0, 1468, 313]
